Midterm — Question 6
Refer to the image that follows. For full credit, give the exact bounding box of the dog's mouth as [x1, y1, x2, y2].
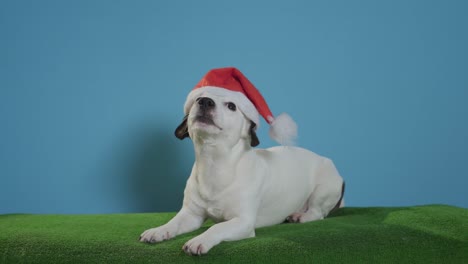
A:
[194, 115, 222, 130]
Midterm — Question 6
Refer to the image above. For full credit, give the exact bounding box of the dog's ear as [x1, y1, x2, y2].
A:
[249, 121, 260, 147]
[174, 115, 190, 140]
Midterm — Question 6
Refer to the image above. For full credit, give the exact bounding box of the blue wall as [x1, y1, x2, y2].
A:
[1, 0, 467, 214]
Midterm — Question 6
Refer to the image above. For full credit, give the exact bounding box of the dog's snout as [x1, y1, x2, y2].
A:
[198, 97, 215, 109]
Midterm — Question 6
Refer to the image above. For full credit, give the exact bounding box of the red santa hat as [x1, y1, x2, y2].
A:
[184, 67, 297, 145]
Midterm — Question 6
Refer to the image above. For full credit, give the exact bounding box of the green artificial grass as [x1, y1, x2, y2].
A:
[0, 205, 467, 263]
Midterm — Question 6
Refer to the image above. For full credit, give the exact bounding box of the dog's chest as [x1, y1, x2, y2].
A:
[206, 206, 225, 222]
[192, 167, 236, 222]
[195, 189, 229, 222]
[196, 188, 227, 222]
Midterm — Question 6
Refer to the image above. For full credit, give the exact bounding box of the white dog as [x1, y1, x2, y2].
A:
[139, 90, 345, 255]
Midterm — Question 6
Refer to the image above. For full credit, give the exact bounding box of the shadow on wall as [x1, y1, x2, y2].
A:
[109, 120, 193, 213]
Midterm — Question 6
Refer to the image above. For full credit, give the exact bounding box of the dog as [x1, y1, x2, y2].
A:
[139, 91, 345, 255]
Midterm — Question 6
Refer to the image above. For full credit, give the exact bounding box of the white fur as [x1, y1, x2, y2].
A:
[140, 92, 344, 255]
[269, 113, 297, 146]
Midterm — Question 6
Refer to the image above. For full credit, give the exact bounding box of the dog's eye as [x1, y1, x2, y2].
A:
[227, 102, 236, 111]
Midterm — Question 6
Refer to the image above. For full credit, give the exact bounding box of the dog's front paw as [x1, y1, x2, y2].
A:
[182, 235, 215, 256]
[139, 226, 173, 244]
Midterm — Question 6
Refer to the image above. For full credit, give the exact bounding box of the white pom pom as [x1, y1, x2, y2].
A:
[269, 113, 297, 146]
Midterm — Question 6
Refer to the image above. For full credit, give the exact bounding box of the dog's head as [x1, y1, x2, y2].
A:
[174, 93, 259, 147]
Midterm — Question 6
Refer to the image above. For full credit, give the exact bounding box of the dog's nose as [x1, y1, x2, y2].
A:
[198, 97, 215, 109]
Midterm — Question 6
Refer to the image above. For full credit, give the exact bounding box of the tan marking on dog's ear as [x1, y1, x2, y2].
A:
[175, 115, 190, 140]
[249, 121, 260, 147]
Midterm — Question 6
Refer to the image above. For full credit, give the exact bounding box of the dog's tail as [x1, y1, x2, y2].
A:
[329, 181, 345, 215]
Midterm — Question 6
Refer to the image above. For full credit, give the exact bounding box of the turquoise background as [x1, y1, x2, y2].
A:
[1, 0, 467, 214]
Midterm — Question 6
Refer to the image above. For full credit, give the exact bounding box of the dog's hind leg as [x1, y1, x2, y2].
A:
[287, 182, 344, 223]
[286, 187, 331, 223]
[286, 159, 345, 223]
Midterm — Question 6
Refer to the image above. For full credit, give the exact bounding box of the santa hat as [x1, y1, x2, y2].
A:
[184, 67, 297, 146]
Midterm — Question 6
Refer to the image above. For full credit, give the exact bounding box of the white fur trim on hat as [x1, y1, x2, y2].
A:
[184, 86, 260, 126]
